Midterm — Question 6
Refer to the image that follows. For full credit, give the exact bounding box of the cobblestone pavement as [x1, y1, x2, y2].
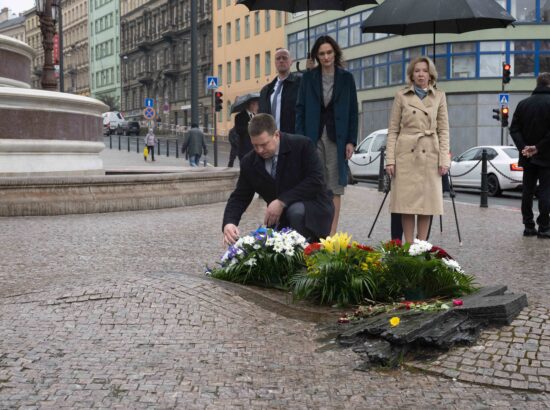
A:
[1, 183, 550, 408]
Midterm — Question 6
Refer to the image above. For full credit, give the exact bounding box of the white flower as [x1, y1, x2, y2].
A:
[242, 235, 255, 245]
[442, 258, 464, 273]
[253, 244, 261, 250]
[408, 239, 433, 256]
[244, 257, 257, 267]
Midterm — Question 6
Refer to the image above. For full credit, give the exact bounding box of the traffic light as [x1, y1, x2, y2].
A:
[502, 63, 511, 84]
[492, 108, 500, 122]
[215, 91, 223, 112]
[501, 106, 510, 127]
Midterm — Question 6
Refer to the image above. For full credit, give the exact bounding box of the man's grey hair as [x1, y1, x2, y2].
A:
[537, 72, 550, 87]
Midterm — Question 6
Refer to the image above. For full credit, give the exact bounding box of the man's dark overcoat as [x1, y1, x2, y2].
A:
[234, 110, 254, 160]
[222, 133, 334, 239]
[258, 72, 301, 134]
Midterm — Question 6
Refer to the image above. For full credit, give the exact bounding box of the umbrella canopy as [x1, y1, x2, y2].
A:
[238, 0, 378, 56]
[361, 0, 515, 58]
[231, 92, 260, 114]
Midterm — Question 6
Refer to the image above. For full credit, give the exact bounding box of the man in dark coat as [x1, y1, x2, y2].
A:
[222, 114, 334, 244]
[259, 48, 301, 134]
[234, 99, 258, 160]
[181, 123, 207, 167]
[510, 72, 550, 238]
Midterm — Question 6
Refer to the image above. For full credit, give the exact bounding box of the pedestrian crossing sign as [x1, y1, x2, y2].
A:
[206, 76, 219, 90]
[499, 93, 509, 106]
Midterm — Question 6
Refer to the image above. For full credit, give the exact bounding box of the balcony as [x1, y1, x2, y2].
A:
[163, 63, 179, 78]
[137, 70, 153, 85]
[162, 25, 177, 42]
[137, 35, 153, 52]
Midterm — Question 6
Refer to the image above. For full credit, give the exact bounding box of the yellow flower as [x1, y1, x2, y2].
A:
[320, 232, 352, 254]
[389, 316, 400, 327]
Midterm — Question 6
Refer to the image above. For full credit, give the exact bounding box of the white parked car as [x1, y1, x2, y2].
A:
[102, 111, 128, 136]
[349, 128, 388, 180]
[450, 145, 523, 196]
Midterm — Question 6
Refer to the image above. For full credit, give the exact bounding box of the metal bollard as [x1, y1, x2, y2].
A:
[377, 147, 386, 192]
[166, 140, 170, 157]
[480, 149, 488, 208]
[127, 135, 130, 152]
[109, 135, 112, 149]
[136, 137, 140, 153]
[176, 140, 179, 158]
[118, 135, 121, 150]
[157, 139, 161, 157]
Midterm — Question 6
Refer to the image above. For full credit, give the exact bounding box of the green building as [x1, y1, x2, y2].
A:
[89, 0, 121, 109]
[286, 1, 550, 155]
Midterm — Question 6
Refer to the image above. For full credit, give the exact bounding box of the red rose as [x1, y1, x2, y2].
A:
[304, 242, 322, 256]
[431, 245, 452, 259]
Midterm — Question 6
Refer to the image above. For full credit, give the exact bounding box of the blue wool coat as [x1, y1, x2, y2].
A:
[295, 66, 359, 186]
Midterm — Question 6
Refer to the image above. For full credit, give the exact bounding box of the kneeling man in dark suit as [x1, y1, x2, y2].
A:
[222, 113, 334, 245]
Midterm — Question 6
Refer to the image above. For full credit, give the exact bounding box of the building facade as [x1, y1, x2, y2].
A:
[120, 0, 213, 129]
[89, 0, 121, 107]
[61, 0, 89, 95]
[23, 8, 43, 90]
[213, 2, 285, 136]
[287, 1, 550, 155]
[0, 8, 26, 43]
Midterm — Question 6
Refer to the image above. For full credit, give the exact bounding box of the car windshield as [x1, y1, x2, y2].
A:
[502, 147, 519, 158]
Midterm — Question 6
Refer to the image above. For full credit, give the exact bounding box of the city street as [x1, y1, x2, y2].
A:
[1, 149, 550, 408]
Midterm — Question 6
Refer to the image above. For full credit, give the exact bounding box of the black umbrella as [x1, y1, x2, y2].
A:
[231, 92, 260, 114]
[361, 0, 515, 60]
[237, 0, 379, 57]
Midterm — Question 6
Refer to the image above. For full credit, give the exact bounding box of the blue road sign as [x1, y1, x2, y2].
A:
[499, 93, 509, 106]
[206, 76, 219, 90]
[143, 107, 156, 120]
[145, 98, 154, 108]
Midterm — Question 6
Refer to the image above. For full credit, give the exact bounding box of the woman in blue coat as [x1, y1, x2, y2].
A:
[296, 35, 358, 235]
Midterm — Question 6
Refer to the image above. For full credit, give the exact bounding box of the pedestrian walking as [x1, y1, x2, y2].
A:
[258, 48, 301, 134]
[295, 35, 359, 235]
[181, 123, 208, 167]
[510, 72, 550, 238]
[235, 99, 259, 161]
[385, 56, 450, 244]
[144, 128, 157, 162]
[227, 127, 239, 167]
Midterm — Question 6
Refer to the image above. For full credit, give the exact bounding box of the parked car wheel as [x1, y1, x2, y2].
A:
[487, 174, 501, 197]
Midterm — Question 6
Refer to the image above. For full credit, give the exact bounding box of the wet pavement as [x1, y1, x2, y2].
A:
[1, 150, 550, 408]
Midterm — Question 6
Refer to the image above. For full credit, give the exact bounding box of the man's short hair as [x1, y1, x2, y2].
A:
[248, 113, 277, 137]
[537, 72, 550, 88]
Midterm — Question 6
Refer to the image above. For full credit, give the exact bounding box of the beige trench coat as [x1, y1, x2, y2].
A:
[386, 85, 450, 215]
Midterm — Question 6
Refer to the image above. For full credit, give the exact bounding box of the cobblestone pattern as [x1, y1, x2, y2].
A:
[1, 185, 550, 408]
[0, 272, 549, 409]
[411, 306, 550, 392]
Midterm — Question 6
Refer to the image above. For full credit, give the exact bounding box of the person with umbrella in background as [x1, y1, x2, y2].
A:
[296, 35, 358, 235]
[259, 48, 301, 134]
[234, 96, 259, 161]
[385, 56, 450, 244]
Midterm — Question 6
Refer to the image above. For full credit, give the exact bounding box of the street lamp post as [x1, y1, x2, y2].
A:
[35, 0, 63, 92]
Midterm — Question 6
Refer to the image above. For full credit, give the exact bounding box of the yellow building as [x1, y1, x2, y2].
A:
[213, 2, 285, 136]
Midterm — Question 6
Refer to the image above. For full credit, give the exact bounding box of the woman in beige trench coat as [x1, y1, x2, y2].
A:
[385, 56, 450, 243]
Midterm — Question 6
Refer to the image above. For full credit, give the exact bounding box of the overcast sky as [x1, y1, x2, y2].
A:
[0, 0, 35, 15]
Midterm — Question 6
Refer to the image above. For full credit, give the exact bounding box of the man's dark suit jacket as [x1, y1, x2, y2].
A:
[234, 110, 254, 160]
[222, 133, 333, 239]
[258, 73, 301, 134]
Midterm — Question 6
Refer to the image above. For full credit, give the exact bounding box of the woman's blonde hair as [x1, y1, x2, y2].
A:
[406, 56, 438, 86]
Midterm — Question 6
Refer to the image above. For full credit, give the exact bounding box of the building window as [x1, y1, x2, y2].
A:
[227, 61, 232, 84]
[276, 11, 283, 28]
[265, 11, 271, 32]
[479, 42, 506, 77]
[236, 59, 241, 82]
[254, 12, 260, 35]
[217, 0, 221, 10]
[244, 15, 250, 38]
[255, 53, 260, 78]
[451, 42, 476, 79]
[217, 64, 223, 86]
[226, 22, 232, 44]
[511, 0, 537, 22]
[245, 56, 250, 80]
[226, 0, 231, 6]
[511, 40, 536, 77]
[265, 51, 271, 76]
[217, 25, 222, 47]
[235, 18, 241, 41]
